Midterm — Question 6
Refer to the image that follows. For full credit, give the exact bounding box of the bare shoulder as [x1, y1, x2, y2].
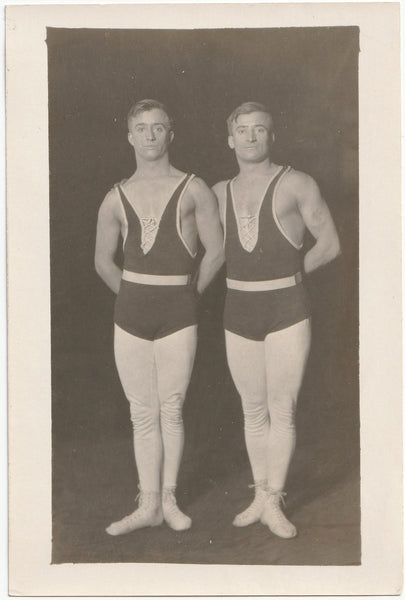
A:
[98, 186, 121, 221]
[212, 179, 228, 200]
[283, 168, 320, 198]
[187, 176, 215, 203]
[189, 175, 210, 193]
[281, 169, 323, 210]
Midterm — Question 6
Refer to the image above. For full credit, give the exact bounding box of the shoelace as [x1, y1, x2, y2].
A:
[237, 482, 269, 517]
[163, 490, 178, 508]
[132, 489, 156, 511]
[266, 491, 291, 529]
[247, 482, 269, 503]
[264, 491, 296, 535]
[248, 479, 268, 491]
[163, 489, 188, 521]
[268, 490, 287, 508]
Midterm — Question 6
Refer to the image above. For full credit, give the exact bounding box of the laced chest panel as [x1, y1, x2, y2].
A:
[140, 217, 159, 254]
[238, 215, 259, 252]
[115, 173, 196, 276]
[224, 166, 302, 281]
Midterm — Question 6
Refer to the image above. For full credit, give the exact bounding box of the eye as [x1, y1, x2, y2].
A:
[135, 126, 145, 133]
[256, 127, 266, 134]
[154, 126, 164, 133]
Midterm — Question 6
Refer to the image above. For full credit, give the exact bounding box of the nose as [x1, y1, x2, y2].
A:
[145, 126, 155, 140]
[247, 127, 256, 142]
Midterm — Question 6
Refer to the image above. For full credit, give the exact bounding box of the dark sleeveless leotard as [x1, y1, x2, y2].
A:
[114, 173, 198, 340]
[224, 166, 311, 340]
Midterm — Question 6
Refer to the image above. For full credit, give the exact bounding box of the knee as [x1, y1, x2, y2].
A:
[242, 400, 268, 434]
[129, 399, 159, 437]
[160, 394, 184, 435]
[267, 393, 297, 432]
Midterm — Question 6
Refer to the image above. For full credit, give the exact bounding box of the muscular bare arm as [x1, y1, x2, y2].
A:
[212, 181, 227, 227]
[293, 173, 341, 274]
[94, 189, 123, 294]
[191, 178, 225, 295]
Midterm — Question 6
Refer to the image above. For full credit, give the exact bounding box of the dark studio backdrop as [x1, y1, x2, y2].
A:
[49, 27, 359, 565]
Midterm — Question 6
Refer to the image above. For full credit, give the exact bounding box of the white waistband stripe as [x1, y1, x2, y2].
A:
[122, 270, 191, 286]
[226, 272, 302, 292]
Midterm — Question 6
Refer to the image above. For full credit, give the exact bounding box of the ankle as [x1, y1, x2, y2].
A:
[267, 489, 286, 502]
[248, 480, 267, 495]
[161, 487, 191, 531]
[162, 486, 177, 502]
[252, 479, 268, 489]
[261, 491, 297, 539]
[138, 488, 161, 509]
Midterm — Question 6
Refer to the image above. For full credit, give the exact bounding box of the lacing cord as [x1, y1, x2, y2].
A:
[134, 486, 159, 507]
[162, 486, 177, 505]
[239, 215, 258, 252]
[140, 217, 159, 254]
[268, 489, 287, 507]
[248, 479, 268, 490]
[163, 485, 177, 492]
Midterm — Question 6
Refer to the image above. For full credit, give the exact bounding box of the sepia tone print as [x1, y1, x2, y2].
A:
[49, 26, 359, 565]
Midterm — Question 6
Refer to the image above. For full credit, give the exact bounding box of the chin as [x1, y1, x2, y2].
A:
[142, 151, 162, 160]
[242, 154, 267, 163]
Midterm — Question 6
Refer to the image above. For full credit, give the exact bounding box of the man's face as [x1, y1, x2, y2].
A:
[228, 111, 274, 163]
[128, 108, 174, 161]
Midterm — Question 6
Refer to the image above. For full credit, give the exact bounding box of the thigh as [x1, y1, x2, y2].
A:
[154, 325, 198, 399]
[264, 318, 311, 395]
[225, 329, 267, 399]
[114, 324, 156, 402]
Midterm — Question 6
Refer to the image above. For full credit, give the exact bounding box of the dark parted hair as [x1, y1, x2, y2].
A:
[127, 99, 174, 130]
[226, 102, 273, 135]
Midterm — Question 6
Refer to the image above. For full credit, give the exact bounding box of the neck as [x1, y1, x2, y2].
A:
[134, 154, 172, 178]
[237, 157, 276, 179]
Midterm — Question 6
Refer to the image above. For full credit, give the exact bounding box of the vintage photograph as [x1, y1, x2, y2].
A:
[7, 3, 402, 596]
[49, 26, 358, 565]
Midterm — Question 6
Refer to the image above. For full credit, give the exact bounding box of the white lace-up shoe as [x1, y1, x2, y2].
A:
[106, 490, 162, 536]
[233, 481, 269, 527]
[162, 488, 192, 531]
[260, 490, 297, 539]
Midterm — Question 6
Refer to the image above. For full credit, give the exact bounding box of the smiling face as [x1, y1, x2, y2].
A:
[228, 111, 274, 163]
[128, 108, 174, 162]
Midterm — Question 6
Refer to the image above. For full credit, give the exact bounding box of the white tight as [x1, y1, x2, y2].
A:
[225, 318, 311, 491]
[114, 324, 197, 492]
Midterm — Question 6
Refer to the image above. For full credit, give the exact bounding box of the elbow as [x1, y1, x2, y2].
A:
[330, 235, 341, 262]
[212, 247, 225, 273]
[94, 255, 105, 278]
[321, 231, 341, 265]
[321, 239, 341, 268]
[216, 247, 226, 268]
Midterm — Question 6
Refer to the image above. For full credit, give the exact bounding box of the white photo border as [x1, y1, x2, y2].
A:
[6, 2, 402, 596]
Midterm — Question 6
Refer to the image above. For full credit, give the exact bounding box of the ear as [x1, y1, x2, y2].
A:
[228, 135, 235, 150]
[270, 131, 275, 146]
[128, 131, 134, 147]
[169, 130, 174, 144]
